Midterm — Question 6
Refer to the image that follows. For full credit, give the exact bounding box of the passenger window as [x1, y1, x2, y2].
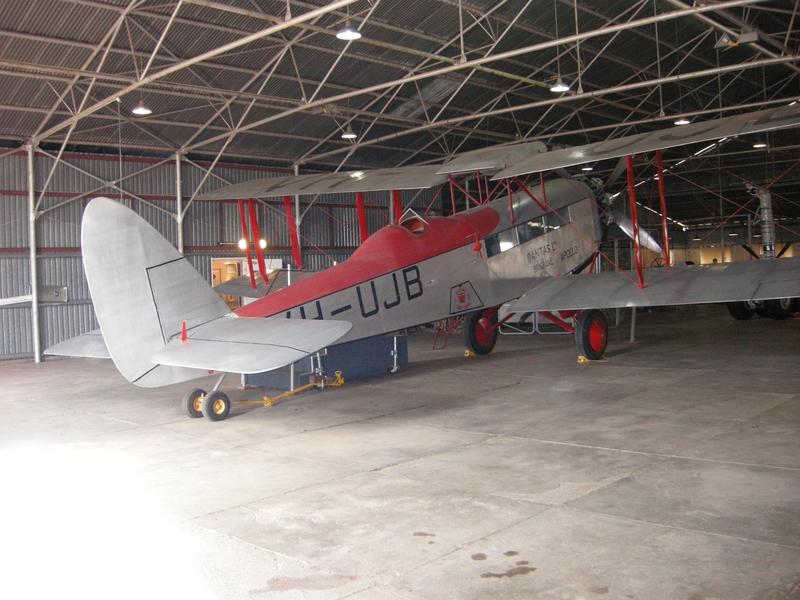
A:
[543, 206, 570, 230]
[485, 228, 518, 257]
[517, 217, 546, 243]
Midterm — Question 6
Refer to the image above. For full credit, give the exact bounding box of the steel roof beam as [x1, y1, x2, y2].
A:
[186, 0, 773, 155]
[34, 0, 358, 143]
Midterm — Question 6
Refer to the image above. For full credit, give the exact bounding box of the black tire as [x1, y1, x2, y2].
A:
[575, 309, 608, 361]
[726, 301, 755, 321]
[763, 298, 794, 321]
[202, 391, 231, 421]
[792, 298, 800, 314]
[182, 388, 206, 418]
[463, 308, 499, 355]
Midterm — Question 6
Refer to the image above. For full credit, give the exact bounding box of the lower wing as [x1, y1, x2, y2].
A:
[509, 257, 800, 312]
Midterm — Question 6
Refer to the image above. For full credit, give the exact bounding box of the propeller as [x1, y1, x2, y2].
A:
[595, 156, 662, 254]
[608, 208, 663, 254]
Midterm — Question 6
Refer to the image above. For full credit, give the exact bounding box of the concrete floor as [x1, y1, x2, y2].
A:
[1, 304, 799, 599]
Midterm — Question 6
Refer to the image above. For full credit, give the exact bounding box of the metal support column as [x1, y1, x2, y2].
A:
[175, 152, 184, 254]
[614, 239, 622, 327]
[27, 143, 41, 363]
[294, 164, 302, 266]
[759, 190, 775, 259]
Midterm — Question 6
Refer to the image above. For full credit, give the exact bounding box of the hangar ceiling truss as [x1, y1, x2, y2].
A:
[0, 0, 798, 222]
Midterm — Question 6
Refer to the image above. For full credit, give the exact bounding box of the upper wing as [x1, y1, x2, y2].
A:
[151, 316, 351, 374]
[197, 139, 548, 201]
[493, 104, 800, 179]
[436, 140, 547, 174]
[197, 164, 448, 201]
[508, 257, 800, 313]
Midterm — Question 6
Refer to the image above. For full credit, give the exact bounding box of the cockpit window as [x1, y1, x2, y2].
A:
[398, 209, 428, 235]
[400, 216, 427, 235]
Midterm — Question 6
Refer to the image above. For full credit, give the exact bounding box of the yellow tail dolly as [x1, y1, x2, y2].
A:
[237, 371, 345, 408]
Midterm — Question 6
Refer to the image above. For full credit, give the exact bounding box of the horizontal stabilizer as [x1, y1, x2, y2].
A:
[44, 329, 110, 359]
[509, 257, 800, 312]
[214, 269, 318, 299]
[151, 316, 352, 374]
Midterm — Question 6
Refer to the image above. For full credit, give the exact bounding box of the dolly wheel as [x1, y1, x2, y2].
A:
[202, 391, 231, 422]
[575, 309, 608, 361]
[182, 389, 206, 419]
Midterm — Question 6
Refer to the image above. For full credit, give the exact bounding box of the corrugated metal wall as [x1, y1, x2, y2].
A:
[0, 150, 441, 360]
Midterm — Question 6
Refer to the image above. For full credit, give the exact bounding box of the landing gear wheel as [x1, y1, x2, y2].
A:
[182, 388, 206, 418]
[764, 298, 794, 321]
[726, 301, 755, 321]
[575, 309, 608, 361]
[463, 308, 498, 355]
[202, 391, 231, 421]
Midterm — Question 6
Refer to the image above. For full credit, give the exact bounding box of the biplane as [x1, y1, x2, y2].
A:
[47, 104, 800, 421]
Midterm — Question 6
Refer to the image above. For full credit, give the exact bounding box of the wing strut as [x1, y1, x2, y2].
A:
[237, 200, 257, 290]
[248, 198, 269, 285]
[391, 190, 402, 223]
[283, 195, 303, 270]
[356, 191, 369, 243]
[655, 150, 671, 267]
[625, 155, 645, 289]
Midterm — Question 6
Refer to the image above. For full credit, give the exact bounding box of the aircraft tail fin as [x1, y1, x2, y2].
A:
[81, 198, 352, 388]
[82, 197, 231, 387]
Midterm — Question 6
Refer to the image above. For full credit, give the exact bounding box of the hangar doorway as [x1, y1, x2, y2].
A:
[211, 258, 284, 309]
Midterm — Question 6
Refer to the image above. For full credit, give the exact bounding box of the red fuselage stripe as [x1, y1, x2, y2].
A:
[235, 207, 500, 318]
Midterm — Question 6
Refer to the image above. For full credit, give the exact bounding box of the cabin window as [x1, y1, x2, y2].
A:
[517, 218, 546, 243]
[543, 206, 571, 230]
[485, 228, 518, 257]
[517, 206, 572, 244]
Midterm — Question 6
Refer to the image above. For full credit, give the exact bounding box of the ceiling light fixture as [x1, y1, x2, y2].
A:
[132, 102, 152, 116]
[581, 165, 593, 171]
[550, 0, 570, 94]
[752, 141, 768, 149]
[674, 117, 690, 125]
[341, 125, 357, 139]
[336, 20, 360, 40]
